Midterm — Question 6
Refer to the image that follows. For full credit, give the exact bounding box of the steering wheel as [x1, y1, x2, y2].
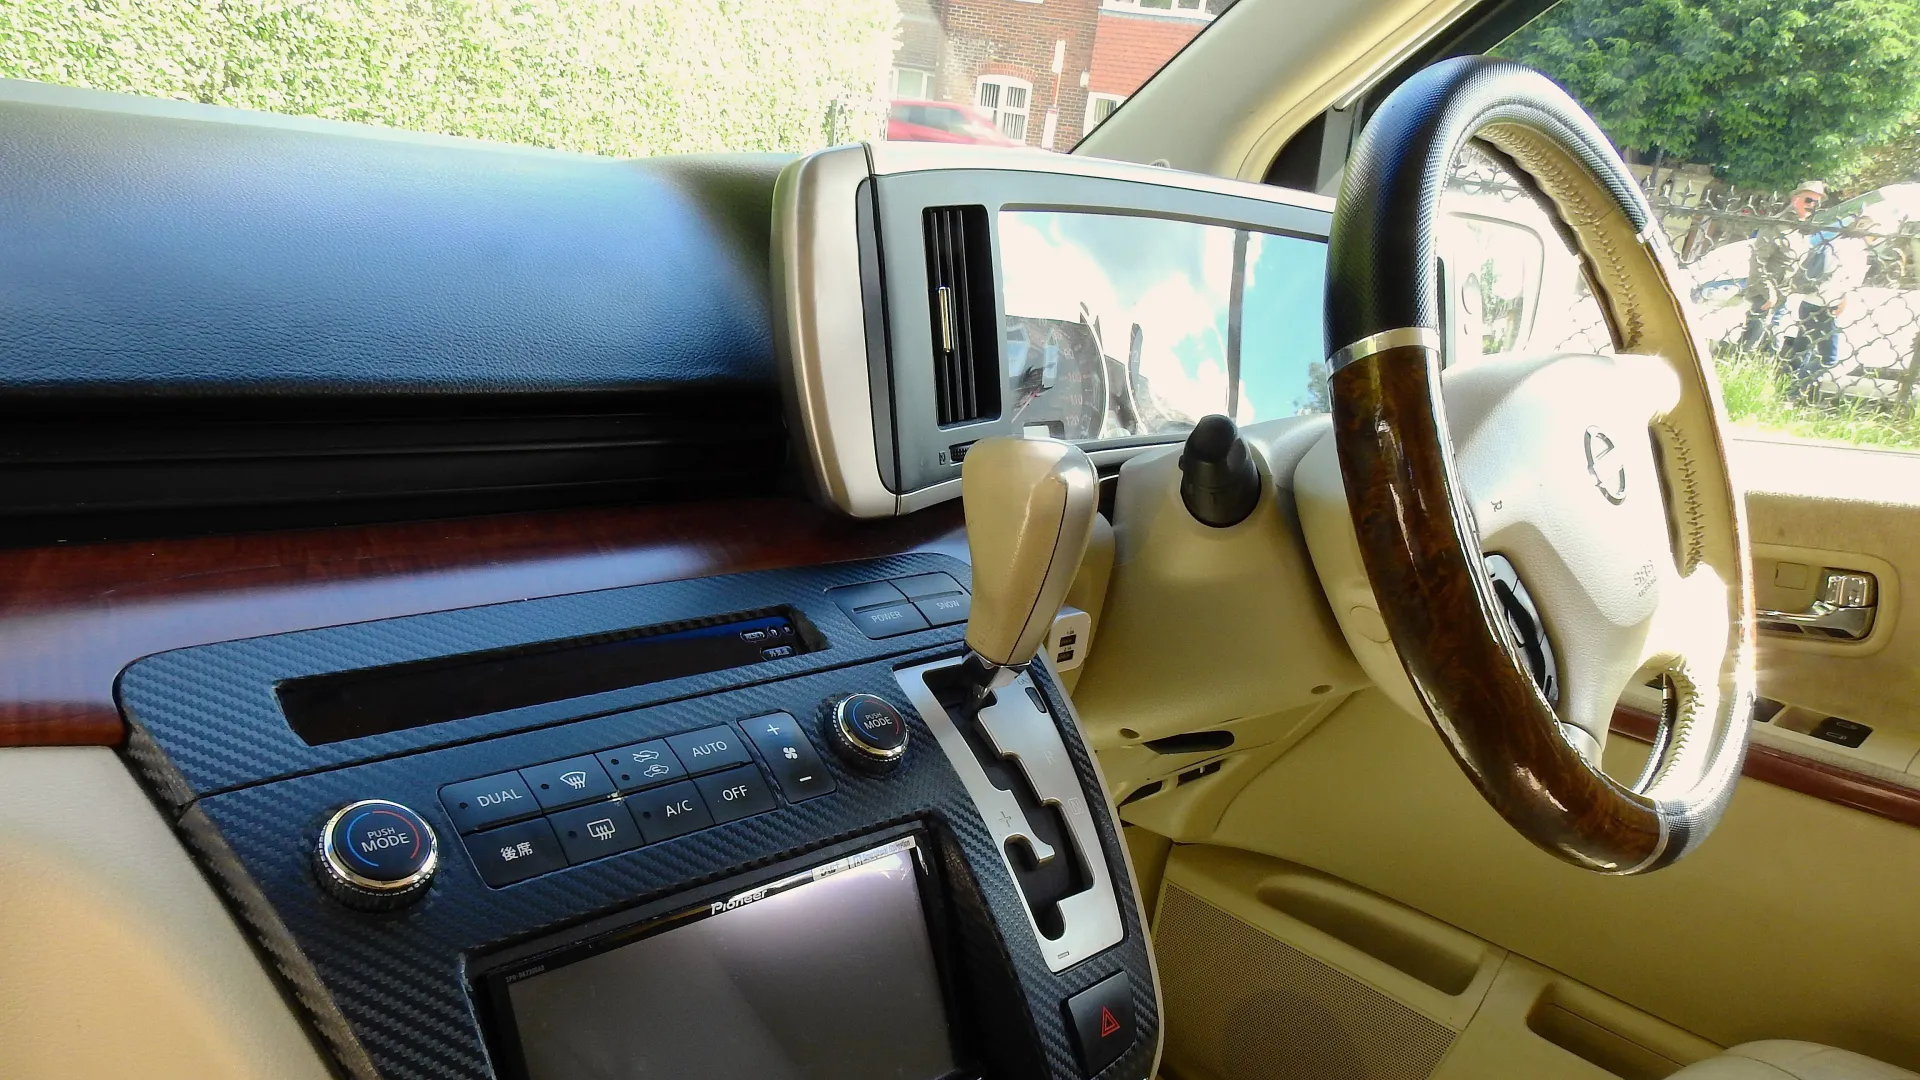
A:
[1317, 57, 1755, 873]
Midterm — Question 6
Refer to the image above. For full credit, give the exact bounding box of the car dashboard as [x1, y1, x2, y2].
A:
[0, 86, 1333, 1080]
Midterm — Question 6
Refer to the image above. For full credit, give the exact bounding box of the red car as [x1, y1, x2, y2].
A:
[886, 99, 1022, 146]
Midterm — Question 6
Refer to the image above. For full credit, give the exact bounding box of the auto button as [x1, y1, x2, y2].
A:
[665, 725, 753, 776]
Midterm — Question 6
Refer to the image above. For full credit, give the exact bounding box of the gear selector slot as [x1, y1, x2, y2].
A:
[900, 658, 1123, 970]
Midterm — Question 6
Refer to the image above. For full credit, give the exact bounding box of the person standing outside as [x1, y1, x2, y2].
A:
[1741, 181, 1825, 350]
[1788, 208, 1877, 399]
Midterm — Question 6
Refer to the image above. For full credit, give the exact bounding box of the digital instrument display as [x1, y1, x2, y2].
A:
[999, 210, 1329, 442]
[277, 610, 817, 745]
[491, 837, 960, 1080]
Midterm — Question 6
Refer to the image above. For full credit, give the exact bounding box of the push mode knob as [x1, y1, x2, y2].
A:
[828, 693, 910, 768]
[316, 799, 438, 911]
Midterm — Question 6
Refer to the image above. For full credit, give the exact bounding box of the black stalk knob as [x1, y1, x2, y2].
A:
[1179, 414, 1261, 528]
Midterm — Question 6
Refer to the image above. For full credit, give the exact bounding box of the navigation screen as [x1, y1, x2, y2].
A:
[999, 210, 1329, 442]
[498, 838, 958, 1080]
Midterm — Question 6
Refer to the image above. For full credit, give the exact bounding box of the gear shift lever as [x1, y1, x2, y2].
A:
[958, 437, 1099, 698]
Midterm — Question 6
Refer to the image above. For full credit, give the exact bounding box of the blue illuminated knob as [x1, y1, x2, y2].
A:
[315, 800, 438, 911]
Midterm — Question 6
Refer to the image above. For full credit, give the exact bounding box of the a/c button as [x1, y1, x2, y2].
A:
[625, 781, 714, 843]
[695, 766, 777, 824]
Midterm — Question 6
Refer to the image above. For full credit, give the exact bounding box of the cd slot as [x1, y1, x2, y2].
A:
[277, 607, 820, 745]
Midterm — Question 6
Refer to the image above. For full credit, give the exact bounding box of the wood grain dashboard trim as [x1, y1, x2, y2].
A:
[0, 498, 964, 748]
[1613, 706, 1920, 831]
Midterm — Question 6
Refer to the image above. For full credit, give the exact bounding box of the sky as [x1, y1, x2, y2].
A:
[997, 210, 1328, 427]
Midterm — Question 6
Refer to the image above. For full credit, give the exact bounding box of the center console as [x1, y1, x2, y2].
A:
[117, 553, 1158, 1080]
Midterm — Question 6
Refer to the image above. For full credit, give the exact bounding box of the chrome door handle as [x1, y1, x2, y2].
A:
[1758, 571, 1877, 640]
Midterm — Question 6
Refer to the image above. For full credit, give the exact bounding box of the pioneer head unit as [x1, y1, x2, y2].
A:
[477, 833, 966, 1080]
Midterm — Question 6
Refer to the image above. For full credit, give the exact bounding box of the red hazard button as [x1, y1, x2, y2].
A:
[1063, 971, 1135, 1075]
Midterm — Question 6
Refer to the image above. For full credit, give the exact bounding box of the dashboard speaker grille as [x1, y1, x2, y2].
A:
[1155, 884, 1455, 1080]
[922, 205, 1001, 427]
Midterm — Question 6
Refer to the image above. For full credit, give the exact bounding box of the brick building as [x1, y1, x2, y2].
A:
[891, 0, 1231, 151]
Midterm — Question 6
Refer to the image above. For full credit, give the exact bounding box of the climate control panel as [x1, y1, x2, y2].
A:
[434, 712, 838, 889]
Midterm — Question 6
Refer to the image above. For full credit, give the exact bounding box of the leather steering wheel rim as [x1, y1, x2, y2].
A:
[1323, 56, 1757, 874]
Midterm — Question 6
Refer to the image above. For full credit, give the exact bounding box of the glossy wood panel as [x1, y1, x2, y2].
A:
[1331, 347, 1666, 872]
[0, 498, 965, 748]
[1612, 706, 1920, 831]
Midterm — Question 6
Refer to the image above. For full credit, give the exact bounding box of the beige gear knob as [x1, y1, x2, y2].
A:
[961, 437, 1099, 675]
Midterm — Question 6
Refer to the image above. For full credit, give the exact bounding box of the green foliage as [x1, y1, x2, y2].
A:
[1714, 347, 1920, 448]
[0, 0, 899, 156]
[1494, 0, 1920, 190]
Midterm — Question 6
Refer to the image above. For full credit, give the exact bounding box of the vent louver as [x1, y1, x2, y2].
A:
[922, 206, 1001, 426]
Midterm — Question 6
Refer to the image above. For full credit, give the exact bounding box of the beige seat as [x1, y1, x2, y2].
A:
[1672, 1042, 1920, 1080]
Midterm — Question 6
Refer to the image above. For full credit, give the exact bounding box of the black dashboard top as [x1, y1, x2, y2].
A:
[0, 86, 785, 398]
[0, 84, 796, 541]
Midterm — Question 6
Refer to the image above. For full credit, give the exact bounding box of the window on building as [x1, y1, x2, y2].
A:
[1085, 94, 1125, 133]
[975, 76, 1032, 142]
[891, 68, 934, 100]
[1102, 0, 1212, 19]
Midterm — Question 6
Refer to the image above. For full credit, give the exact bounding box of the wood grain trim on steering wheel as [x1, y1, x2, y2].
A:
[1331, 344, 1665, 870]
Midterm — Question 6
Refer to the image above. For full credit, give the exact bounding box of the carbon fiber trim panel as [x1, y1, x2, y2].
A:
[120, 554, 1156, 1080]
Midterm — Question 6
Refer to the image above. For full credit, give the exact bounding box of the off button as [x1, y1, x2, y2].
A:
[694, 766, 777, 824]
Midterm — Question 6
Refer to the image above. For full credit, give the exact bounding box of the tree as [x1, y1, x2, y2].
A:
[1294, 361, 1331, 414]
[1494, 0, 1920, 190]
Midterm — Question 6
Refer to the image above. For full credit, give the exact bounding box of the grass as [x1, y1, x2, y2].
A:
[1712, 347, 1920, 450]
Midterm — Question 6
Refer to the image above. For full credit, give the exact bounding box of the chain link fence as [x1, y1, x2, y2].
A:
[1443, 154, 1920, 418]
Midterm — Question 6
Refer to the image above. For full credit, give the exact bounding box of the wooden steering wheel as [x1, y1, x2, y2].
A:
[1322, 56, 1756, 873]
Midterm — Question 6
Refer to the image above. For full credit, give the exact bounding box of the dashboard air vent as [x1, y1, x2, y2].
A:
[922, 206, 1001, 426]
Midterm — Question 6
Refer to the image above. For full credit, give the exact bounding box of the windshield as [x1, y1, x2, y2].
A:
[0, 0, 1224, 156]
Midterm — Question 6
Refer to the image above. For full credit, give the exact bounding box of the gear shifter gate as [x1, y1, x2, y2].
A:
[899, 657, 1124, 971]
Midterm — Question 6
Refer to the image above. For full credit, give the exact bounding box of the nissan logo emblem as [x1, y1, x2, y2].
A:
[1584, 426, 1626, 504]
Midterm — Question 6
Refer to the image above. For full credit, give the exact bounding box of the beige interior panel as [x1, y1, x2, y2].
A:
[1738, 438, 1920, 732]
[0, 747, 331, 1080]
[1073, 414, 1367, 751]
[1058, 511, 1116, 696]
[1156, 843, 1719, 1080]
[1433, 957, 1719, 1080]
[1207, 689, 1920, 1071]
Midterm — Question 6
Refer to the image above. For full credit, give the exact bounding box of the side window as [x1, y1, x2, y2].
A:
[975, 75, 1033, 142]
[1429, 1, 1920, 449]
